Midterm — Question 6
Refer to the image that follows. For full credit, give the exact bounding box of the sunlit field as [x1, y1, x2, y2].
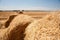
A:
[0, 10, 60, 40]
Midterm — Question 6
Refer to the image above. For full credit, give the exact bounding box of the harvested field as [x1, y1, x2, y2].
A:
[0, 11, 60, 19]
[0, 11, 18, 18]
[23, 11, 50, 19]
[0, 10, 60, 40]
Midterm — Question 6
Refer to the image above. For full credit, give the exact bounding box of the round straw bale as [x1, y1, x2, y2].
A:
[24, 14, 60, 40]
[0, 14, 35, 40]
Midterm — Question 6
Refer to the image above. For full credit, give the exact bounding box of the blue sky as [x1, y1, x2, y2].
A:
[0, 0, 60, 10]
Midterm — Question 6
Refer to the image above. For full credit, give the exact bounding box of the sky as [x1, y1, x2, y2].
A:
[0, 0, 60, 10]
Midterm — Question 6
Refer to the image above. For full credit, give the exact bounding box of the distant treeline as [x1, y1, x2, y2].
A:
[0, 10, 60, 12]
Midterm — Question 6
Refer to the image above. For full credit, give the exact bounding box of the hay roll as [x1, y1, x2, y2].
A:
[24, 14, 60, 40]
[0, 14, 35, 40]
